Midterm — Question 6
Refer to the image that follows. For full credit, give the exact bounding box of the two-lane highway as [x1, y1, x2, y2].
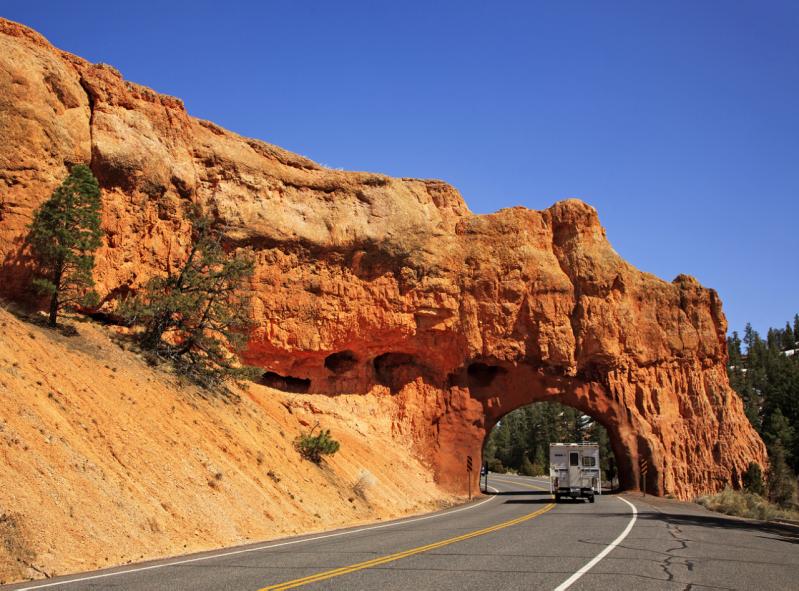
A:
[4, 474, 798, 590]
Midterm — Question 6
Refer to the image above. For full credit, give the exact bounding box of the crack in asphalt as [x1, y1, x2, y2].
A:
[660, 521, 690, 582]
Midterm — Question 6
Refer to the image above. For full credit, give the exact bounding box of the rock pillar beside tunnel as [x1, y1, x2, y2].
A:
[460, 364, 645, 495]
[391, 382, 488, 497]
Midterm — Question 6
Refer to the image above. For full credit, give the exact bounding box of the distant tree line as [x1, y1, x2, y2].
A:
[728, 315, 799, 507]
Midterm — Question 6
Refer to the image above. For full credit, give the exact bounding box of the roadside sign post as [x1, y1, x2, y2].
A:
[466, 455, 473, 500]
[640, 458, 648, 496]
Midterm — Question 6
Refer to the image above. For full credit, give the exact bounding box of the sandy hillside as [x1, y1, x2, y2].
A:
[0, 305, 455, 584]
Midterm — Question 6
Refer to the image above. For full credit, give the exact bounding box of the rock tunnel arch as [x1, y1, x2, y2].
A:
[481, 399, 623, 492]
[461, 361, 648, 495]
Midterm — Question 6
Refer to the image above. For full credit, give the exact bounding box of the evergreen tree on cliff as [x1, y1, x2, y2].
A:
[120, 210, 255, 385]
[27, 164, 102, 327]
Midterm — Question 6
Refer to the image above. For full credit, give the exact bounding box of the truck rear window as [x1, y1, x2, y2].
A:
[570, 452, 579, 466]
[582, 456, 596, 467]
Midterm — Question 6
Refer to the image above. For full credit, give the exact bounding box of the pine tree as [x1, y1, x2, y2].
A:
[27, 165, 102, 326]
[120, 211, 255, 386]
[767, 328, 781, 351]
[767, 443, 797, 507]
[727, 332, 743, 366]
[783, 322, 795, 351]
[742, 462, 765, 496]
[764, 407, 795, 465]
[743, 323, 758, 352]
[531, 445, 547, 475]
[597, 425, 617, 486]
[519, 454, 536, 476]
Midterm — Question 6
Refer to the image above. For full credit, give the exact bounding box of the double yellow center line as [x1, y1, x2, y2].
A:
[258, 501, 555, 590]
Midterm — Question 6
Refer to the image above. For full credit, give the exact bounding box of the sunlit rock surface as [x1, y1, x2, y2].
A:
[0, 18, 766, 499]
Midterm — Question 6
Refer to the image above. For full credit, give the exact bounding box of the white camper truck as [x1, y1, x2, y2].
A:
[549, 442, 600, 502]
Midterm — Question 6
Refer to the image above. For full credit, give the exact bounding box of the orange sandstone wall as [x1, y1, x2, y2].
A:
[0, 18, 766, 499]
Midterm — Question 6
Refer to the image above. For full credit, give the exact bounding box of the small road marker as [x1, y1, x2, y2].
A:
[466, 455, 473, 500]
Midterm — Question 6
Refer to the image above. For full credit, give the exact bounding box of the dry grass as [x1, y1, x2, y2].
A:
[353, 469, 377, 500]
[696, 488, 799, 522]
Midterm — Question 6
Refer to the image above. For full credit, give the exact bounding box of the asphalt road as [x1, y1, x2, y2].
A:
[4, 473, 798, 590]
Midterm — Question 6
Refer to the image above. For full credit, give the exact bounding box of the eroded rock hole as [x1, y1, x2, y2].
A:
[324, 350, 358, 374]
[467, 362, 506, 388]
[261, 371, 311, 393]
[373, 353, 419, 393]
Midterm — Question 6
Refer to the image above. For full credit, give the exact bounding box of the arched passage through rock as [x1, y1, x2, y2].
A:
[437, 361, 660, 496]
[482, 399, 622, 492]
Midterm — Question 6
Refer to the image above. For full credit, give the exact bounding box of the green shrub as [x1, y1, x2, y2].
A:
[742, 462, 765, 496]
[295, 426, 340, 463]
[767, 444, 798, 508]
[487, 458, 506, 474]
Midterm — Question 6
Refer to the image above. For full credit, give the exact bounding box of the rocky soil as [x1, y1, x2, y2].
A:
[0, 306, 454, 584]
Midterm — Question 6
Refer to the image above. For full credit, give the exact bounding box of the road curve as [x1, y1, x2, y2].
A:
[3, 474, 798, 590]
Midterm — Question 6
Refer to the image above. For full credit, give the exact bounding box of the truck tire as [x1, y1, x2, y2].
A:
[588, 494, 595, 503]
[554, 493, 560, 502]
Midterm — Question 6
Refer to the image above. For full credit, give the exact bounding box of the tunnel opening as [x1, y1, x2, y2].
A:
[482, 400, 622, 494]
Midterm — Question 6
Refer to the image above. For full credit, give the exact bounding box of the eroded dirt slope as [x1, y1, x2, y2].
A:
[0, 306, 453, 584]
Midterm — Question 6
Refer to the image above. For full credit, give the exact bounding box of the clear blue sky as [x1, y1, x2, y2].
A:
[4, 1, 797, 338]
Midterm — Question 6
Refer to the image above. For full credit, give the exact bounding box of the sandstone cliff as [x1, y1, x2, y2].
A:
[0, 17, 767, 503]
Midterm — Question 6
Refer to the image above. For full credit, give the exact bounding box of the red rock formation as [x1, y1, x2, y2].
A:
[0, 18, 766, 499]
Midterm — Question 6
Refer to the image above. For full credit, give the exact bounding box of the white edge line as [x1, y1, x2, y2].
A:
[16, 490, 499, 590]
[553, 495, 638, 591]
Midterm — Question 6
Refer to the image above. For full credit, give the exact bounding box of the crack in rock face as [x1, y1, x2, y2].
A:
[0, 17, 767, 499]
